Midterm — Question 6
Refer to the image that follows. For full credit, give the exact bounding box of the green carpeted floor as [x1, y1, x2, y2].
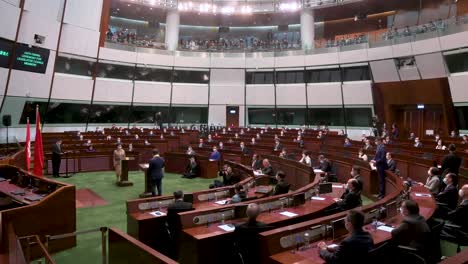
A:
[50, 170, 214, 264]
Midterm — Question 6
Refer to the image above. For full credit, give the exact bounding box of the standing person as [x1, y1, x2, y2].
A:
[371, 137, 388, 199]
[113, 144, 126, 183]
[51, 139, 63, 178]
[155, 112, 163, 130]
[148, 149, 165, 196]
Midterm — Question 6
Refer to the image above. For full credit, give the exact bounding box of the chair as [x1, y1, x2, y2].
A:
[326, 162, 338, 183]
[368, 242, 391, 264]
[440, 223, 468, 253]
[232, 224, 272, 264]
[427, 219, 444, 263]
[165, 207, 194, 259]
[240, 196, 257, 202]
[396, 245, 427, 264]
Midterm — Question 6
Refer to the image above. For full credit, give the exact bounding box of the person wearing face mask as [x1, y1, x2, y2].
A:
[318, 210, 373, 264]
[436, 173, 459, 210]
[418, 167, 440, 195]
[414, 137, 423, 148]
[240, 142, 250, 155]
[208, 146, 221, 161]
[113, 144, 126, 183]
[442, 185, 468, 235]
[335, 179, 362, 211]
[391, 200, 431, 256]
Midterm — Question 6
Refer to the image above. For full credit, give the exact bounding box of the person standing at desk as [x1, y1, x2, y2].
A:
[51, 139, 63, 178]
[318, 210, 373, 263]
[148, 149, 165, 196]
[370, 137, 388, 199]
[113, 144, 126, 183]
[441, 144, 462, 176]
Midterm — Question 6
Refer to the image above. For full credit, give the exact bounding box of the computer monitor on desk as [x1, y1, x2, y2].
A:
[386, 201, 398, 219]
[234, 204, 249, 218]
[292, 192, 306, 207]
[184, 193, 194, 204]
[319, 183, 332, 194]
[331, 217, 347, 240]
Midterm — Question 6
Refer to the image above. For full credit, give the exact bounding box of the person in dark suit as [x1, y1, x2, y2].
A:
[336, 179, 362, 211]
[182, 156, 199, 179]
[391, 200, 431, 255]
[350, 165, 363, 192]
[261, 159, 275, 176]
[251, 154, 262, 170]
[436, 173, 459, 210]
[240, 142, 250, 155]
[167, 190, 193, 211]
[386, 152, 397, 173]
[51, 139, 63, 178]
[441, 144, 462, 176]
[148, 149, 165, 196]
[414, 137, 423, 148]
[155, 111, 163, 130]
[273, 139, 283, 151]
[371, 138, 388, 199]
[234, 203, 270, 263]
[272, 171, 290, 195]
[318, 210, 374, 264]
[446, 184, 468, 231]
[314, 155, 332, 173]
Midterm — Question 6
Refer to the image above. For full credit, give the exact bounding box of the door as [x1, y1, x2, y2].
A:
[226, 106, 239, 127]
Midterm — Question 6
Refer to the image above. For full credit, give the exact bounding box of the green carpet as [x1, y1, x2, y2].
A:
[49, 170, 214, 264]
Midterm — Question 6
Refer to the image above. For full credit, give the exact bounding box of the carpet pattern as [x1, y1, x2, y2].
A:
[75, 188, 109, 208]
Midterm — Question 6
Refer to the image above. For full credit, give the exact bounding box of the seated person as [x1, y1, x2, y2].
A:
[85, 144, 96, 153]
[417, 167, 440, 195]
[166, 190, 194, 244]
[461, 135, 468, 145]
[128, 143, 134, 152]
[218, 142, 224, 150]
[240, 142, 250, 155]
[220, 165, 237, 186]
[182, 156, 199, 179]
[450, 130, 458, 138]
[391, 200, 431, 255]
[318, 210, 373, 264]
[442, 184, 468, 238]
[209, 146, 221, 161]
[358, 148, 368, 161]
[343, 138, 352, 147]
[261, 159, 275, 176]
[251, 154, 262, 170]
[279, 148, 288, 159]
[386, 152, 397, 173]
[349, 166, 363, 192]
[273, 139, 283, 151]
[144, 139, 151, 146]
[296, 135, 304, 148]
[250, 137, 257, 145]
[436, 173, 459, 210]
[299, 150, 312, 166]
[198, 138, 204, 148]
[314, 155, 332, 173]
[414, 137, 423, 148]
[408, 132, 416, 141]
[335, 179, 362, 211]
[186, 145, 196, 155]
[363, 139, 373, 151]
[168, 190, 193, 211]
[84, 139, 92, 147]
[231, 184, 247, 203]
[436, 139, 447, 150]
[272, 171, 290, 195]
[234, 203, 270, 264]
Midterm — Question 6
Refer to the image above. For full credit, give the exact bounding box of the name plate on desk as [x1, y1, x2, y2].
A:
[279, 211, 298, 218]
[254, 171, 264, 176]
[149, 211, 166, 217]
[218, 224, 235, 232]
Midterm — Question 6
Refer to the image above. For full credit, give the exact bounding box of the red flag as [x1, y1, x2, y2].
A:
[25, 117, 31, 172]
[33, 106, 44, 176]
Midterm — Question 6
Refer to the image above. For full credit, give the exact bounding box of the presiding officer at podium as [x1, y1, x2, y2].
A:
[51, 139, 63, 178]
[148, 149, 165, 196]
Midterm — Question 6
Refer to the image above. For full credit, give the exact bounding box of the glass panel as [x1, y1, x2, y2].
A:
[306, 69, 341, 83]
[130, 105, 170, 124]
[445, 52, 468, 74]
[169, 106, 208, 124]
[173, 70, 209, 83]
[342, 66, 370, 82]
[276, 108, 306, 125]
[88, 104, 131, 123]
[308, 108, 344, 126]
[0, 97, 47, 127]
[275, 70, 304, 84]
[55, 56, 95, 77]
[135, 66, 172, 82]
[345, 108, 372, 127]
[97, 62, 135, 80]
[248, 108, 276, 125]
[246, 72, 274, 84]
[455, 106, 468, 130]
[44, 101, 91, 124]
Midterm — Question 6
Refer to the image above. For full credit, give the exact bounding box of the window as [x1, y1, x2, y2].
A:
[44, 101, 91, 124]
[306, 69, 341, 83]
[275, 70, 304, 84]
[342, 66, 370, 81]
[248, 108, 276, 125]
[88, 104, 131, 123]
[173, 70, 209, 83]
[445, 52, 468, 74]
[308, 108, 344, 126]
[130, 105, 170, 124]
[135, 66, 172, 82]
[169, 107, 208, 124]
[55, 56, 95, 77]
[97, 62, 135, 80]
[455, 106, 468, 130]
[345, 108, 372, 127]
[18, 101, 49, 125]
[276, 108, 306, 125]
[246, 71, 274, 84]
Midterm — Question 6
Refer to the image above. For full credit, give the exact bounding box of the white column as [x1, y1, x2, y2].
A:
[300, 9, 315, 50]
[165, 9, 180, 51]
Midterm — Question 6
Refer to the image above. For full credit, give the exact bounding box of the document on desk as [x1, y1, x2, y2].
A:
[215, 200, 229, 205]
[311, 196, 326, 201]
[218, 224, 235, 232]
[332, 184, 343, 188]
[254, 171, 264, 176]
[149, 211, 166, 217]
[414, 193, 432, 198]
[313, 169, 324, 174]
[279, 211, 298, 217]
[377, 225, 395, 232]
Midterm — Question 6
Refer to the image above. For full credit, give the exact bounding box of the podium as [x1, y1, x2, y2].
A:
[138, 163, 152, 198]
[117, 157, 134, 187]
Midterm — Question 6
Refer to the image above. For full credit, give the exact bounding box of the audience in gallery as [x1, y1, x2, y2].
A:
[272, 171, 290, 196]
[318, 210, 373, 263]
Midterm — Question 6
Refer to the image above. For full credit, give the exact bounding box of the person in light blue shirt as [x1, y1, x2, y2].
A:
[231, 184, 247, 203]
[209, 146, 221, 161]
